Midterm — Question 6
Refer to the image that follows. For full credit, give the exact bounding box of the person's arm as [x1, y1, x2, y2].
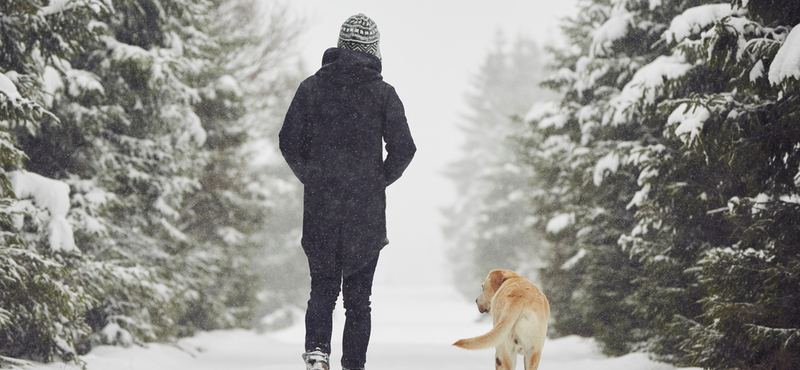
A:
[382, 85, 416, 186]
[279, 80, 312, 183]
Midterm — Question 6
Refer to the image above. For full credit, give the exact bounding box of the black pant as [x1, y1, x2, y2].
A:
[305, 253, 379, 369]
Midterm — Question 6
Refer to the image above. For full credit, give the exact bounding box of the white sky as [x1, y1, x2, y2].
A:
[282, 0, 578, 285]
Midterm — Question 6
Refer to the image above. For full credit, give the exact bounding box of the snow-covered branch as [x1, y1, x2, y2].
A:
[8, 170, 77, 253]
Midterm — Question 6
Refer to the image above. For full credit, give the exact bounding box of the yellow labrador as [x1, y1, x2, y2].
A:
[453, 269, 550, 370]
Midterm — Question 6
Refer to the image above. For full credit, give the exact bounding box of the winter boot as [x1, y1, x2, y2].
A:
[302, 349, 329, 370]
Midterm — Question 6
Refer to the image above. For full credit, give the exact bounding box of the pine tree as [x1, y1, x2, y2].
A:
[522, 0, 800, 366]
[12, 0, 242, 354]
[2, 0, 306, 363]
[28, 0, 220, 345]
[175, 0, 307, 332]
[444, 35, 556, 296]
[520, 0, 684, 353]
[1, 0, 111, 364]
[207, 0, 309, 329]
[656, 1, 800, 367]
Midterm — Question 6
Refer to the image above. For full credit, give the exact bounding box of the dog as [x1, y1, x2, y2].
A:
[453, 269, 550, 370]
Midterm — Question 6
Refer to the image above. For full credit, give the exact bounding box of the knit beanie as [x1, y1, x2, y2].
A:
[337, 14, 381, 60]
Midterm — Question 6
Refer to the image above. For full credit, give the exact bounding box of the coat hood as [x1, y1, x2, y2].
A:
[316, 47, 383, 86]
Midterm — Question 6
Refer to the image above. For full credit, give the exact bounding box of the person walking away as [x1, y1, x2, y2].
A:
[279, 13, 416, 370]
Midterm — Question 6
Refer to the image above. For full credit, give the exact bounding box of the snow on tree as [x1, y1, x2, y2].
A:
[1, 0, 109, 365]
[8, 170, 77, 252]
[2, 0, 306, 364]
[517, 0, 673, 353]
[769, 23, 800, 93]
[177, 0, 307, 332]
[25, 0, 226, 346]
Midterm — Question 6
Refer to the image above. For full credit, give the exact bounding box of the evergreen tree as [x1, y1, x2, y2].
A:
[2, 0, 306, 363]
[658, 1, 800, 367]
[444, 35, 556, 297]
[20, 0, 223, 345]
[226, 1, 310, 324]
[1, 0, 109, 364]
[521, 0, 800, 366]
[520, 0, 685, 353]
[176, 0, 307, 332]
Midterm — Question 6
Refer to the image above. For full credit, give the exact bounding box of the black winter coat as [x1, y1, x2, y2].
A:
[279, 48, 416, 276]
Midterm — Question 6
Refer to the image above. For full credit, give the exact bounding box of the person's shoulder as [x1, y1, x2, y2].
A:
[300, 74, 320, 86]
[377, 81, 401, 98]
[379, 79, 394, 88]
[294, 75, 322, 94]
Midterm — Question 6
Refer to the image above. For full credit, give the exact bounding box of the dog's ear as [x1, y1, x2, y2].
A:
[489, 270, 506, 291]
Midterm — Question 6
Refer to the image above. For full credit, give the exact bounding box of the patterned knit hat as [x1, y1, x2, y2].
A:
[338, 14, 381, 59]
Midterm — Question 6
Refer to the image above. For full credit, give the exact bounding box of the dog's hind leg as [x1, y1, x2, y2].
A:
[524, 350, 542, 370]
[494, 345, 516, 370]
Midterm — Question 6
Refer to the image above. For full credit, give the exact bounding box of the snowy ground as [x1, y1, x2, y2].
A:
[30, 285, 697, 370]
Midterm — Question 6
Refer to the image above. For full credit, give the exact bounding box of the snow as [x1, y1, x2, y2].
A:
[546, 213, 575, 234]
[573, 56, 611, 94]
[154, 196, 180, 219]
[727, 193, 782, 215]
[627, 183, 651, 209]
[42, 66, 64, 108]
[163, 105, 207, 146]
[637, 166, 660, 185]
[768, 23, 800, 87]
[216, 75, 243, 97]
[626, 162, 658, 209]
[561, 248, 587, 269]
[649, 0, 662, 11]
[0, 72, 22, 99]
[607, 54, 693, 125]
[160, 217, 188, 241]
[668, 103, 710, 146]
[167, 32, 185, 56]
[186, 110, 206, 146]
[72, 178, 116, 206]
[593, 152, 620, 186]
[67, 69, 105, 98]
[8, 170, 77, 252]
[217, 226, 244, 245]
[26, 284, 695, 370]
[101, 36, 151, 69]
[39, 0, 70, 16]
[781, 193, 800, 204]
[663, 4, 747, 44]
[525, 101, 566, 129]
[750, 59, 765, 82]
[591, 9, 633, 57]
[100, 323, 133, 347]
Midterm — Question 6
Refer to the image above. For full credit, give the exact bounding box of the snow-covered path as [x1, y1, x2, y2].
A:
[32, 285, 693, 370]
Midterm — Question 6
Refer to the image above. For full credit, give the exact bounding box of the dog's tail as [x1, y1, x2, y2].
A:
[452, 302, 522, 350]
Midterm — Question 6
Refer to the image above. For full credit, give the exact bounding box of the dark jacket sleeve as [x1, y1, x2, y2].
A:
[382, 85, 416, 186]
[279, 80, 312, 183]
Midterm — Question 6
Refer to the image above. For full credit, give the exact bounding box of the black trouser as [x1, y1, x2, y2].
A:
[305, 253, 379, 369]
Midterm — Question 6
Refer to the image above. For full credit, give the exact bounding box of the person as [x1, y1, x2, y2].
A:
[279, 13, 416, 370]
